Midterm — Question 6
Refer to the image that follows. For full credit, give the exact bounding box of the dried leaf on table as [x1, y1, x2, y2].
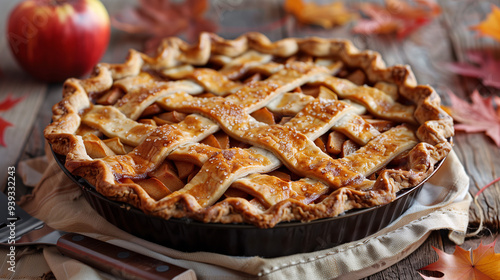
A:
[419, 242, 500, 280]
[112, 0, 217, 53]
[284, 0, 358, 28]
[352, 0, 441, 39]
[471, 5, 500, 42]
[443, 89, 500, 147]
[0, 94, 25, 147]
[0, 94, 25, 111]
[445, 50, 500, 89]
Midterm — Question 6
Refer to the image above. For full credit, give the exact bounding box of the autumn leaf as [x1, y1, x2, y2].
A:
[112, 0, 217, 53]
[444, 89, 500, 147]
[445, 50, 500, 89]
[0, 119, 12, 147]
[352, 0, 441, 39]
[419, 241, 500, 280]
[471, 5, 500, 42]
[284, 0, 358, 28]
[0, 94, 25, 111]
[0, 94, 25, 147]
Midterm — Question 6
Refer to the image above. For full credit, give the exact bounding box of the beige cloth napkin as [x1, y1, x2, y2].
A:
[1, 146, 471, 280]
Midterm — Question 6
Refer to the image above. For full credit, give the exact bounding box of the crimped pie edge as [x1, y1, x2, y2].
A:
[45, 32, 454, 228]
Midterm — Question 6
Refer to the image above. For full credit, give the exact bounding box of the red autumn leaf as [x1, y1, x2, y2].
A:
[444, 89, 500, 147]
[112, 0, 217, 53]
[0, 94, 25, 147]
[471, 5, 500, 43]
[352, 0, 441, 39]
[0, 118, 13, 147]
[445, 50, 500, 89]
[0, 94, 25, 112]
[419, 241, 500, 279]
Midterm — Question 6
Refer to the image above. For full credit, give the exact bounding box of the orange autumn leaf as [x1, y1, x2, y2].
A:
[284, 0, 358, 28]
[472, 5, 500, 42]
[419, 242, 500, 280]
[353, 0, 441, 39]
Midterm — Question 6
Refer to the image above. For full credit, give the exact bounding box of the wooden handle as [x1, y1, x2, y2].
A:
[56, 233, 196, 280]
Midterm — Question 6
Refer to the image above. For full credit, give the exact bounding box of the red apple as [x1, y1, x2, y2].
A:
[7, 0, 110, 82]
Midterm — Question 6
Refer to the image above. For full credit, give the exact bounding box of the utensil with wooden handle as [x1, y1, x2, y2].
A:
[0, 192, 196, 280]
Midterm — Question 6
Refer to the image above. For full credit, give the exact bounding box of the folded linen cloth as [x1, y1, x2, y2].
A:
[0, 146, 471, 280]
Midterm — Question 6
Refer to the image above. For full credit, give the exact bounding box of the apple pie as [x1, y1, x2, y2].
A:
[45, 32, 453, 228]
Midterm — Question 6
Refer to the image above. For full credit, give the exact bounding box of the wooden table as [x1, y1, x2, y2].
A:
[1, 0, 499, 279]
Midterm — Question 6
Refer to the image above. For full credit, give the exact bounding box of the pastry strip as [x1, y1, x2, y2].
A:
[266, 92, 316, 115]
[189, 69, 242, 96]
[226, 62, 330, 112]
[101, 114, 219, 177]
[314, 75, 417, 124]
[161, 92, 367, 189]
[168, 147, 280, 207]
[339, 125, 418, 176]
[232, 174, 329, 207]
[82, 105, 156, 146]
[115, 80, 204, 119]
[267, 91, 379, 144]
[219, 50, 273, 79]
[332, 112, 381, 145]
[283, 99, 355, 139]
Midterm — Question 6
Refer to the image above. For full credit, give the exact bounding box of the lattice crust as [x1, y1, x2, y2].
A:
[45, 32, 454, 228]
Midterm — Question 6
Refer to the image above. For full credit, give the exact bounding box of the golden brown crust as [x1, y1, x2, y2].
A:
[45, 32, 453, 228]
